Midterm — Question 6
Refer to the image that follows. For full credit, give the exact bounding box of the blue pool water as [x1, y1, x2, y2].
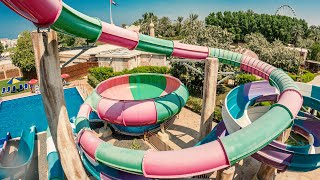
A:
[0, 87, 98, 138]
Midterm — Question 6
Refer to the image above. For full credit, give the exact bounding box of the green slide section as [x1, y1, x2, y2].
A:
[155, 85, 188, 122]
[209, 48, 243, 67]
[95, 143, 145, 174]
[269, 69, 299, 92]
[84, 91, 102, 111]
[136, 34, 174, 56]
[51, 3, 102, 42]
[75, 117, 90, 133]
[221, 106, 292, 164]
[129, 74, 167, 100]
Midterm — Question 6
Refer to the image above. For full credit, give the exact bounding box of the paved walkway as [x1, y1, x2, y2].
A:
[310, 75, 320, 86]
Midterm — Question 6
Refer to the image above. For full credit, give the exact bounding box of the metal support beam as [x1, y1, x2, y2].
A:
[61, 48, 89, 68]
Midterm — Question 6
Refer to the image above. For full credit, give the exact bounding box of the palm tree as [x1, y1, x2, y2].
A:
[189, 14, 199, 22]
[175, 16, 184, 36]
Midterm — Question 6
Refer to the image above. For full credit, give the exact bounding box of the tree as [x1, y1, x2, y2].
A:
[244, 33, 301, 73]
[57, 32, 87, 48]
[0, 42, 4, 55]
[171, 16, 234, 96]
[205, 10, 308, 44]
[310, 43, 320, 61]
[11, 31, 35, 72]
[133, 12, 158, 35]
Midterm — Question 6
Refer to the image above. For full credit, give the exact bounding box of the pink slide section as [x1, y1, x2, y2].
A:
[142, 139, 229, 178]
[172, 42, 209, 59]
[160, 76, 181, 96]
[240, 56, 276, 80]
[97, 99, 157, 126]
[98, 22, 139, 50]
[77, 104, 92, 118]
[0, 0, 62, 28]
[275, 89, 303, 118]
[78, 131, 103, 160]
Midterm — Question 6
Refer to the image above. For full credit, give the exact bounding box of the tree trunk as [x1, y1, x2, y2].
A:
[199, 58, 219, 140]
[31, 30, 88, 179]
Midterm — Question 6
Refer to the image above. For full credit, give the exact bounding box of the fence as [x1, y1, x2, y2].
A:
[0, 68, 22, 80]
[61, 62, 98, 81]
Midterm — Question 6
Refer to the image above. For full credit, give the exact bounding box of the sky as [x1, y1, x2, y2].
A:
[0, 0, 319, 39]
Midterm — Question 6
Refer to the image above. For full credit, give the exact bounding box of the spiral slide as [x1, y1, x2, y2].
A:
[200, 81, 320, 172]
[0, 0, 308, 179]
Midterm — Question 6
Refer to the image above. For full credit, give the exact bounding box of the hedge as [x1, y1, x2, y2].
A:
[235, 74, 257, 85]
[88, 66, 170, 87]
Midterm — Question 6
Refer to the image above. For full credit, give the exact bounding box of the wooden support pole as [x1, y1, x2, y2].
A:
[216, 166, 235, 180]
[256, 128, 291, 180]
[31, 30, 88, 179]
[199, 58, 219, 140]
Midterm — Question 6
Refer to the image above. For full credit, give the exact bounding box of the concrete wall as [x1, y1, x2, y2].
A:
[97, 53, 167, 72]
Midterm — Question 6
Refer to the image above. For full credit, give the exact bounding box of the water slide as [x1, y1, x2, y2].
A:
[0, 126, 35, 179]
[47, 129, 64, 180]
[201, 81, 320, 172]
[0, 0, 307, 178]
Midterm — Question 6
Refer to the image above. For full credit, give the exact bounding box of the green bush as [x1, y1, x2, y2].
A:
[213, 107, 222, 121]
[87, 74, 100, 88]
[301, 72, 315, 83]
[186, 96, 202, 113]
[235, 74, 257, 85]
[88, 66, 170, 87]
[288, 73, 299, 81]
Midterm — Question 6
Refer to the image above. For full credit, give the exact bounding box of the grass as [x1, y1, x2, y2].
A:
[0, 78, 30, 97]
[185, 86, 231, 122]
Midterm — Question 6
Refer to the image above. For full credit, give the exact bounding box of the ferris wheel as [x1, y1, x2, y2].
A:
[275, 5, 297, 18]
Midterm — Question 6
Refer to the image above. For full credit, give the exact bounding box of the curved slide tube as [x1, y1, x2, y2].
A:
[0, 126, 35, 179]
[222, 81, 320, 172]
[47, 129, 64, 180]
[0, 0, 306, 178]
[84, 73, 188, 127]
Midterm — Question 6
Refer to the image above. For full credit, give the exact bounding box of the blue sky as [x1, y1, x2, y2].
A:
[0, 0, 319, 39]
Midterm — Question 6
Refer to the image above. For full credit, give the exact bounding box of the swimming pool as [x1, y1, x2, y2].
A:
[0, 87, 98, 138]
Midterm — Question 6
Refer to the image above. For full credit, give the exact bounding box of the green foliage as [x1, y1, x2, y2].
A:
[245, 33, 302, 73]
[130, 139, 142, 150]
[288, 73, 299, 81]
[254, 101, 273, 107]
[87, 74, 100, 88]
[310, 43, 320, 61]
[11, 31, 35, 72]
[170, 16, 235, 96]
[186, 96, 202, 113]
[88, 66, 170, 87]
[213, 107, 222, 122]
[235, 74, 257, 85]
[205, 10, 308, 44]
[301, 71, 315, 83]
[57, 32, 87, 48]
[0, 42, 4, 54]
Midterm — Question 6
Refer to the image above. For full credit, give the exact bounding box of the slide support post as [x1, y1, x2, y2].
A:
[256, 128, 291, 180]
[199, 57, 219, 139]
[31, 30, 89, 180]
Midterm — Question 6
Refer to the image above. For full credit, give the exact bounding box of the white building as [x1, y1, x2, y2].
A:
[0, 38, 17, 49]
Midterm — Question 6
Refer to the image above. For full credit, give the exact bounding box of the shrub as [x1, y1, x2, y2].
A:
[213, 107, 222, 122]
[186, 96, 202, 113]
[235, 74, 257, 85]
[87, 74, 100, 88]
[88, 66, 170, 87]
[301, 71, 315, 83]
[288, 73, 299, 81]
